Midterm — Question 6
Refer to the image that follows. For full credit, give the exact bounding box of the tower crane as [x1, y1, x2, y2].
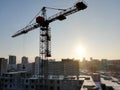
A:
[12, 1, 87, 60]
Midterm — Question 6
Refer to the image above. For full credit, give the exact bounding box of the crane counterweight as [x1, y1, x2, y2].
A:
[75, 2, 87, 10]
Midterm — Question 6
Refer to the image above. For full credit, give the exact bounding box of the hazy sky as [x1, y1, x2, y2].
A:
[0, 0, 120, 62]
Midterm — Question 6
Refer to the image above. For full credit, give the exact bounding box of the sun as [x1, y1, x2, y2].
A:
[76, 47, 85, 55]
[76, 46, 85, 58]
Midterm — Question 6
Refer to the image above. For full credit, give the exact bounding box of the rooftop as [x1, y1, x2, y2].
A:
[101, 77, 120, 90]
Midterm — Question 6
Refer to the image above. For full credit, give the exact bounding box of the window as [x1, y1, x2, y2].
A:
[31, 85, 34, 89]
[26, 85, 28, 88]
[57, 86, 60, 90]
[50, 86, 54, 90]
[10, 79, 13, 83]
[5, 79, 8, 82]
[39, 80, 42, 83]
[31, 80, 34, 83]
[10, 74, 13, 77]
[26, 80, 28, 83]
[4, 84, 7, 88]
[22, 65, 25, 69]
[57, 80, 60, 84]
[10, 85, 12, 88]
[50, 80, 54, 84]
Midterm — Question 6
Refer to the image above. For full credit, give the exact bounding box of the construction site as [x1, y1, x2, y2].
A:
[5, 1, 88, 90]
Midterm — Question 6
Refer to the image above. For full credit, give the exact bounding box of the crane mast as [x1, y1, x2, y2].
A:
[12, 1, 87, 59]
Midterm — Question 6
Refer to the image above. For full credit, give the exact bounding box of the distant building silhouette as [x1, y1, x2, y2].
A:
[7, 55, 17, 72]
[9, 55, 16, 64]
[0, 58, 7, 75]
[17, 56, 34, 75]
[22, 56, 28, 64]
[35, 56, 42, 75]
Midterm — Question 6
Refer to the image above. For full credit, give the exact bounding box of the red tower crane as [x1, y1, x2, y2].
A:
[12, 1, 87, 60]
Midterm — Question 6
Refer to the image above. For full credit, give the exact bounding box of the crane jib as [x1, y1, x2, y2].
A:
[12, 1, 87, 38]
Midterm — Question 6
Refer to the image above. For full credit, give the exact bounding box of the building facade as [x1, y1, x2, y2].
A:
[7, 55, 17, 72]
[34, 56, 42, 75]
[0, 58, 7, 75]
[47, 59, 79, 77]
[9, 55, 16, 64]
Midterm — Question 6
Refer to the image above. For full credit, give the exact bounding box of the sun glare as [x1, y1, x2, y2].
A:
[76, 47, 85, 55]
[76, 46, 85, 59]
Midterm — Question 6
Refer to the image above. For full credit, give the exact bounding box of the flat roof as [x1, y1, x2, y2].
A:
[80, 75, 98, 90]
[101, 78, 120, 90]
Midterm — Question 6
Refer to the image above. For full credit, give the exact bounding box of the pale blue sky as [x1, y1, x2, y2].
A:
[0, 0, 120, 62]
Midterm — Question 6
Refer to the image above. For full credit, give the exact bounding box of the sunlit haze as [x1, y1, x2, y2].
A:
[75, 46, 85, 60]
[0, 0, 120, 62]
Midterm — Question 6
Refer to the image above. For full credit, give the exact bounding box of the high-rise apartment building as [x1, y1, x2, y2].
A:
[7, 55, 17, 72]
[46, 59, 80, 77]
[48, 61, 63, 75]
[62, 59, 79, 77]
[9, 55, 16, 64]
[0, 58, 7, 75]
[35, 56, 42, 75]
[22, 56, 28, 64]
